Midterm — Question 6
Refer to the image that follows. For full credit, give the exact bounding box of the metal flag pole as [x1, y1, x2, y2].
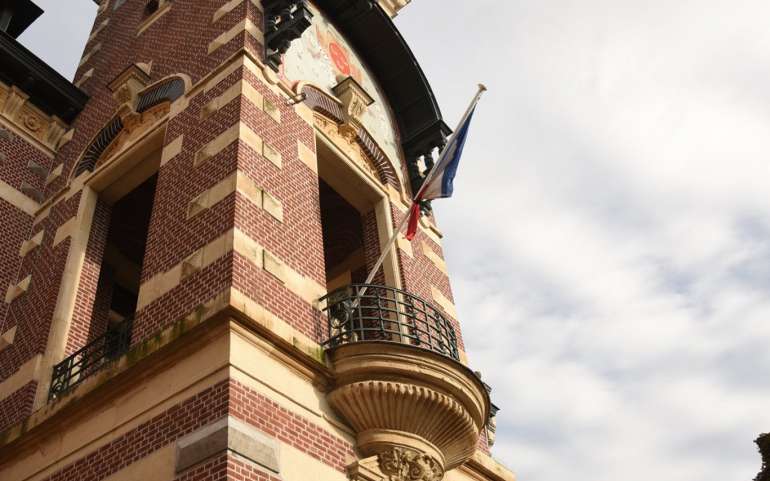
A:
[350, 84, 488, 306]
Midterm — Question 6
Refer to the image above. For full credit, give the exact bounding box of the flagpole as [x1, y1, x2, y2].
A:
[349, 84, 488, 304]
[413, 84, 487, 202]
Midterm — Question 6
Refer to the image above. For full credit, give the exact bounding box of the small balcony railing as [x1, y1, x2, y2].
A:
[49, 316, 133, 401]
[321, 284, 459, 361]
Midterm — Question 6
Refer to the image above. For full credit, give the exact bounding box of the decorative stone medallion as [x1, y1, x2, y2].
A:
[379, 448, 444, 481]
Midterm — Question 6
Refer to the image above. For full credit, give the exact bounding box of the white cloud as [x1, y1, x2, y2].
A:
[17, 1, 769, 480]
[398, 1, 770, 480]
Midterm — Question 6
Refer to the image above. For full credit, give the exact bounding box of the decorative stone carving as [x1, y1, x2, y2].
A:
[302, 84, 402, 188]
[315, 114, 381, 181]
[346, 450, 443, 481]
[74, 74, 185, 177]
[379, 448, 444, 481]
[22, 113, 41, 132]
[108, 64, 151, 115]
[98, 103, 168, 165]
[0, 82, 70, 152]
[332, 77, 374, 142]
[327, 342, 490, 478]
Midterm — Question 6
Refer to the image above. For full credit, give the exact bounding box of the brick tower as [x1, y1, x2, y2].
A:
[0, 1, 514, 481]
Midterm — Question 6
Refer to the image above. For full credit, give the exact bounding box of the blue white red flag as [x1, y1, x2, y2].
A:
[406, 87, 484, 240]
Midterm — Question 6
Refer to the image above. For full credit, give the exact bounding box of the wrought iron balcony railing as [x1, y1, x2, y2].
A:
[321, 284, 459, 361]
[49, 316, 133, 401]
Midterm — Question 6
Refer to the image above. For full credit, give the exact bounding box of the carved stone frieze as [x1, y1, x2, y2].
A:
[314, 113, 381, 181]
[98, 103, 168, 167]
[0, 82, 70, 153]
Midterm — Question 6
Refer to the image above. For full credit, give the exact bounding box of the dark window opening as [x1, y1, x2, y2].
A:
[319, 180, 367, 292]
[90, 173, 157, 343]
[145, 0, 160, 15]
[48, 172, 159, 401]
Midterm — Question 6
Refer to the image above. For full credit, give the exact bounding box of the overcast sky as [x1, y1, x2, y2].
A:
[20, 1, 770, 481]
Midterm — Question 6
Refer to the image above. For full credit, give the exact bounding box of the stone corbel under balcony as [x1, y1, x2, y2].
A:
[327, 342, 489, 481]
[321, 284, 490, 481]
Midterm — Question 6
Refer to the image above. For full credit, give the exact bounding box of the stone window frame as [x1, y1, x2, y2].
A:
[33, 122, 167, 409]
[315, 130, 403, 292]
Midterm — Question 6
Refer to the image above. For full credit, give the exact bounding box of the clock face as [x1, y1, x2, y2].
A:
[281, 3, 404, 174]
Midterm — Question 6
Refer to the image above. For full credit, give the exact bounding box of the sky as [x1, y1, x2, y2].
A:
[19, 1, 770, 481]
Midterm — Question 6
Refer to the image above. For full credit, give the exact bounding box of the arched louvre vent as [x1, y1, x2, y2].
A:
[301, 85, 400, 188]
[75, 116, 124, 177]
[301, 85, 344, 122]
[136, 78, 185, 113]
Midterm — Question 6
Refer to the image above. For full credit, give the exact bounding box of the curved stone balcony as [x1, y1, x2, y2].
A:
[321, 285, 490, 480]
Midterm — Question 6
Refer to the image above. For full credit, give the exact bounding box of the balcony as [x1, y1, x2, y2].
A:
[321, 285, 490, 480]
[49, 317, 133, 401]
[322, 284, 460, 360]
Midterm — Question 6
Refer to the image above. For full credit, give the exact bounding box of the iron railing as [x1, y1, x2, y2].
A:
[321, 284, 459, 361]
[49, 317, 133, 401]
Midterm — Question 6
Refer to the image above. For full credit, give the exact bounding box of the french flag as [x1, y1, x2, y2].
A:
[406, 87, 484, 241]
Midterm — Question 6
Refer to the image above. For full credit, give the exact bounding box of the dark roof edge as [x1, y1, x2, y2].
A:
[0, 31, 88, 123]
[315, 0, 450, 160]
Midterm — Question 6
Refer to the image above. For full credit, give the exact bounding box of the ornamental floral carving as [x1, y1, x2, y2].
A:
[314, 114, 381, 181]
[378, 448, 444, 481]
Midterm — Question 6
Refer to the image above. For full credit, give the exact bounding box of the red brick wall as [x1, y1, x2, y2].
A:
[230, 65, 327, 342]
[0, 199, 32, 332]
[0, 1, 477, 462]
[0, 128, 52, 193]
[175, 452, 283, 481]
[0, 380, 36, 433]
[42, 380, 230, 481]
[66, 199, 111, 355]
[0, 192, 79, 384]
[39, 378, 352, 481]
[0, 0, 268, 419]
[229, 380, 354, 472]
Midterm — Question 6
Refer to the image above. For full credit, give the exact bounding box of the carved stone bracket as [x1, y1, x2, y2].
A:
[379, 448, 444, 481]
[264, 0, 314, 71]
[332, 76, 374, 142]
[328, 343, 490, 481]
[348, 449, 444, 481]
[108, 64, 152, 116]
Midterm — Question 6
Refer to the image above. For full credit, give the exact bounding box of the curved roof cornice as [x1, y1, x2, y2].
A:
[314, 0, 450, 162]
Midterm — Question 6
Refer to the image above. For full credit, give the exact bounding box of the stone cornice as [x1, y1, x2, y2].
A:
[0, 31, 87, 123]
